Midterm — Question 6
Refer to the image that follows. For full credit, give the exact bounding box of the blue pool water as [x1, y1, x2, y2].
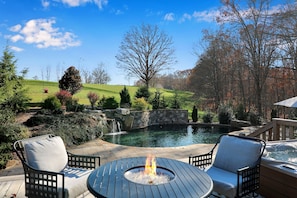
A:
[103, 125, 230, 147]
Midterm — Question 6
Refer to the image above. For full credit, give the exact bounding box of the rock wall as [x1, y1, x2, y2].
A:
[129, 110, 188, 130]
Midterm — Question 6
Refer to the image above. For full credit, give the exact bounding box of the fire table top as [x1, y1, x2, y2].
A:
[87, 157, 213, 198]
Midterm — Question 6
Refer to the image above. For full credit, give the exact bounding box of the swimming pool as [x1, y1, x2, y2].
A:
[103, 124, 230, 147]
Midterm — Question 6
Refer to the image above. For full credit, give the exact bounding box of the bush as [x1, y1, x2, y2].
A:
[135, 86, 150, 101]
[102, 97, 119, 109]
[132, 97, 149, 110]
[0, 108, 29, 169]
[249, 111, 262, 126]
[56, 90, 72, 106]
[192, 106, 198, 122]
[120, 86, 132, 108]
[151, 91, 161, 110]
[271, 109, 277, 120]
[87, 92, 99, 110]
[170, 92, 181, 109]
[218, 104, 233, 124]
[202, 112, 213, 123]
[235, 104, 248, 120]
[0, 108, 15, 125]
[66, 98, 85, 112]
[42, 96, 62, 111]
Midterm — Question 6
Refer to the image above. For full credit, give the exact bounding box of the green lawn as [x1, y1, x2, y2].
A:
[24, 80, 195, 111]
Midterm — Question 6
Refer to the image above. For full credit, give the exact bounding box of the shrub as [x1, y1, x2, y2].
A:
[0, 108, 29, 169]
[202, 112, 213, 123]
[98, 95, 106, 108]
[66, 97, 85, 112]
[0, 108, 15, 125]
[102, 96, 119, 109]
[132, 97, 149, 110]
[151, 91, 161, 109]
[170, 92, 181, 109]
[56, 90, 72, 105]
[192, 106, 198, 122]
[235, 104, 248, 121]
[120, 86, 132, 108]
[218, 104, 233, 124]
[271, 109, 277, 120]
[135, 86, 150, 101]
[87, 92, 99, 109]
[42, 96, 61, 111]
[249, 111, 262, 126]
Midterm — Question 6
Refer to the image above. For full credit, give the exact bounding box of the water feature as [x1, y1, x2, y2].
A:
[107, 119, 127, 135]
[103, 124, 230, 147]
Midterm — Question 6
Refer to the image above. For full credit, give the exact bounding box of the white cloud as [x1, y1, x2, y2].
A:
[164, 13, 174, 21]
[179, 13, 192, 23]
[192, 10, 219, 22]
[177, 10, 219, 24]
[9, 24, 22, 32]
[10, 46, 24, 52]
[9, 18, 81, 49]
[41, 0, 50, 8]
[60, 0, 108, 9]
[10, 34, 24, 42]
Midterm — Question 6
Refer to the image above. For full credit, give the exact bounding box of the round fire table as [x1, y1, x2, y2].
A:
[87, 157, 213, 198]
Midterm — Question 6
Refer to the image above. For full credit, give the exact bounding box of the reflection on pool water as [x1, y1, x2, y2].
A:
[103, 125, 230, 147]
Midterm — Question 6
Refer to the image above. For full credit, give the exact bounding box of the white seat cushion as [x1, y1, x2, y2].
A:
[59, 167, 92, 198]
[24, 136, 68, 172]
[213, 135, 262, 173]
[206, 166, 238, 198]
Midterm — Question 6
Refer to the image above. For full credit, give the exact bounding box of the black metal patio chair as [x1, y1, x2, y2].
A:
[13, 134, 100, 198]
[189, 134, 266, 198]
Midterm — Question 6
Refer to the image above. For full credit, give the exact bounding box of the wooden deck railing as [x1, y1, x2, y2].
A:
[248, 118, 297, 141]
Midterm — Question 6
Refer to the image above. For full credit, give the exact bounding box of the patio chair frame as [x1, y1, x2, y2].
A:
[13, 134, 100, 198]
[189, 134, 266, 198]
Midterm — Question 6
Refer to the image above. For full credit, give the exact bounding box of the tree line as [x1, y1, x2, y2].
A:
[185, 0, 297, 119]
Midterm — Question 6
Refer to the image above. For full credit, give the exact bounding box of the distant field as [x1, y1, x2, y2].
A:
[24, 80, 195, 110]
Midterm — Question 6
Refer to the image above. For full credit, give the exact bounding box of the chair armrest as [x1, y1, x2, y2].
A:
[67, 152, 100, 169]
[22, 162, 65, 198]
[236, 164, 260, 197]
[189, 151, 213, 169]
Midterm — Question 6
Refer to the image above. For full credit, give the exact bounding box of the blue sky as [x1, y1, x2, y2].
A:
[0, 0, 239, 84]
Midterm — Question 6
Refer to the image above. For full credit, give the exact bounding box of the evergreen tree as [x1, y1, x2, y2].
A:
[59, 66, 82, 95]
[135, 86, 150, 101]
[119, 86, 131, 108]
[192, 106, 198, 122]
[0, 46, 30, 112]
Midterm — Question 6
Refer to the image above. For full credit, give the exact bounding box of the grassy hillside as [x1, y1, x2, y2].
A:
[24, 80, 195, 111]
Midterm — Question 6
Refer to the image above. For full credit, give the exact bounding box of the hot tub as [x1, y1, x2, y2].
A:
[260, 140, 297, 197]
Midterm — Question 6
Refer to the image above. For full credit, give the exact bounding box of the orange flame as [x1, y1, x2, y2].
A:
[144, 154, 156, 176]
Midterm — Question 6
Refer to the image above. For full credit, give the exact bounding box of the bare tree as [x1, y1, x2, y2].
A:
[82, 69, 93, 83]
[218, 0, 279, 116]
[116, 24, 176, 88]
[92, 63, 111, 84]
[272, 2, 297, 96]
[45, 65, 51, 81]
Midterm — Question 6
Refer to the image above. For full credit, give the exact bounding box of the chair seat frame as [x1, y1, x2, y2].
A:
[189, 134, 266, 198]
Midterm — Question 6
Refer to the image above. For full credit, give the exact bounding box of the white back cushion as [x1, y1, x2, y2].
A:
[24, 136, 68, 172]
[213, 135, 262, 173]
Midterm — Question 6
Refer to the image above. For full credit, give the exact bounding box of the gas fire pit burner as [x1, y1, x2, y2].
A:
[124, 166, 175, 185]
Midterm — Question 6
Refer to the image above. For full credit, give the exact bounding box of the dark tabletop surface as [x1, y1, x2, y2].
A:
[87, 157, 213, 198]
